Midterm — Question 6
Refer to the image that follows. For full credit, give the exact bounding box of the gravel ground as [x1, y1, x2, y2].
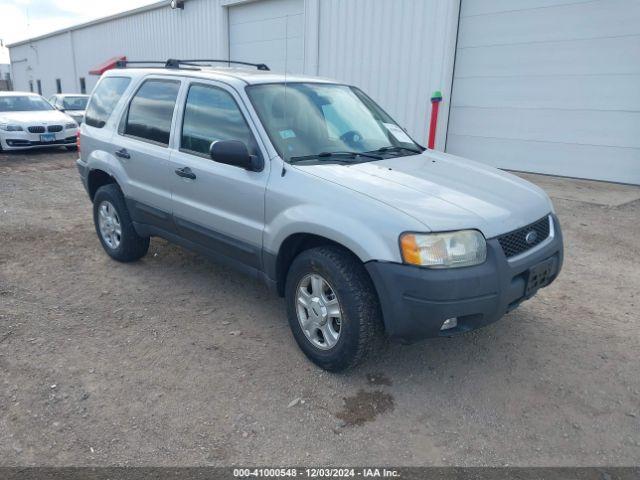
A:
[1, 149, 639, 466]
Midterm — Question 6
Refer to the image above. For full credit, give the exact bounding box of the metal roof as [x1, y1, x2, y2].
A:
[6, 0, 170, 48]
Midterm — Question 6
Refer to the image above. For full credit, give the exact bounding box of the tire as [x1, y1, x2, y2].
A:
[285, 245, 384, 372]
[65, 145, 78, 151]
[93, 183, 149, 262]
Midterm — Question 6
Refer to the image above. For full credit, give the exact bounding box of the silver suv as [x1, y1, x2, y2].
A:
[77, 59, 563, 371]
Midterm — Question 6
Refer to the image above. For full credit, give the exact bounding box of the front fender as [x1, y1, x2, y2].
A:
[264, 204, 403, 263]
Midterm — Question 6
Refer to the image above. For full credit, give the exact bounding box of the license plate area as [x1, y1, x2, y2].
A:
[40, 133, 56, 142]
[525, 257, 555, 297]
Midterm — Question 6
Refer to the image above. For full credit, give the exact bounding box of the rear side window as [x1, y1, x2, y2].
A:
[124, 79, 180, 146]
[85, 77, 131, 128]
[181, 83, 256, 156]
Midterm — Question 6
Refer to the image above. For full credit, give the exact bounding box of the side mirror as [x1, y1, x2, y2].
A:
[209, 140, 262, 171]
[57, 106, 65, 112]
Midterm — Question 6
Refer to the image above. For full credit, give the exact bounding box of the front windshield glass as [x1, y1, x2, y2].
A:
[0, 95, 55, 112]
[62, 96, 89, 110]
[246, 83, 421, 163]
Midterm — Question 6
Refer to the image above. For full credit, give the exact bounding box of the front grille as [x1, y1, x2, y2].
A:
[498, 216, 551, 258]
[28, 126, 45, 133]
[47, 125, 63, 132]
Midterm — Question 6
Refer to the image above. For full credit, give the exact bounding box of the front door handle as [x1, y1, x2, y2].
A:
[115, 148, 130, 159]
[175, 166, 196, 180]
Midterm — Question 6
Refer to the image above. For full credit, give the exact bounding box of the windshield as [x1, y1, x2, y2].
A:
[0, 95, 55, 112]
[62, 96, 88, 110]
[246, 83, 421, 163]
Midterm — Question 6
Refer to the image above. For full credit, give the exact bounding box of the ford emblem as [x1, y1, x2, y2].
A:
[525, 231, 538, 244]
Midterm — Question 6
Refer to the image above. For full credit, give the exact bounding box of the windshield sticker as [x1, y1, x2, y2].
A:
[279, 129, 296, 139]
[383, 123, 413, 144]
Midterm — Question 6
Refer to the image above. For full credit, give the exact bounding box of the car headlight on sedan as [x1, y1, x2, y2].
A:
[400, 230, 487, 268]
[65, 122, 78, 129]
[0, 123, 23, 131]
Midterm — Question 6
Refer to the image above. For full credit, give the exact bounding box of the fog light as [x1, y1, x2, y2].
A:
[440, 317, 457, 331]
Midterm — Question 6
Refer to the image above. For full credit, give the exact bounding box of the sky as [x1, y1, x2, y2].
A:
[0, 0, 159, 63]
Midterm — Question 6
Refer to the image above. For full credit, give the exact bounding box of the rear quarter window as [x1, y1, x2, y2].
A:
[123, 79, 181, 146]
[85, 76, 131, 128]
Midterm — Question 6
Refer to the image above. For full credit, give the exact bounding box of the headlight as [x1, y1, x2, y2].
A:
[65, 122, 78, 129]
[0, 124, 23, 131]
[400, 230, 487, 268]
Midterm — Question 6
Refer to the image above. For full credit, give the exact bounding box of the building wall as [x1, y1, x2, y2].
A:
[8, 0, 459, 147]
[9, 0, 227, 96]
[228, 0, 306, 74]
[10, 32, 76, 96]
[318, 0, 458, 148]
[447, 0, 640, 184]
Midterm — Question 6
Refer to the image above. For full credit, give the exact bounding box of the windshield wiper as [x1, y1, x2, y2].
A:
[373, 145, 423, 155]
[290, 151, 382, 164]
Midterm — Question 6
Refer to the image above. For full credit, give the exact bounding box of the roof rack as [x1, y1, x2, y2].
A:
[115, 60, 165, 68]
[114, 59, 270, 71]
[166, 59, 270, 71]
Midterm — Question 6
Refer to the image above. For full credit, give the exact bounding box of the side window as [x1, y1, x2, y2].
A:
[124, 79, 180, 146]
[85, 76, 131, 128]
[181, 83, 256, 157]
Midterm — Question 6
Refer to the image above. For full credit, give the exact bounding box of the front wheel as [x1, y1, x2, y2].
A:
[285, 246, 384, 372]
[93, 184, 149, 262]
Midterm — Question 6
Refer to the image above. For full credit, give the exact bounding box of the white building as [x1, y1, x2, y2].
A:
[8, 0, 640, 184]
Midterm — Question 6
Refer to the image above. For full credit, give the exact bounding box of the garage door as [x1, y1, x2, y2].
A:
[228, 0, 304, 74]
[447, 0, 640, 184]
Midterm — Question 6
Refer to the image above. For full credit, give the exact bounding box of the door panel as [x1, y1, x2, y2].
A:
[114, 77, 181, 230]
[228, 0, 304, 74]
[448, 0, 640, 184]
[170, 157, 267, 268]
[169, 81, 269, 269]
[114, 135, 175, 231]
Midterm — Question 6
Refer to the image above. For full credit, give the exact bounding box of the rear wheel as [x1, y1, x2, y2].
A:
[93, 184, 149, 262]
[285, 246, 383, 372]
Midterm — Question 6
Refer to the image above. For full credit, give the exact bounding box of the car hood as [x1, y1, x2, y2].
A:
[294, 150, 553, 238]
[0, 110, 73, 125]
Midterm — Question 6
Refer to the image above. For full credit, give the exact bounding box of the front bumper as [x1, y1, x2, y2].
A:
[366, 214, 564, 343]
[0, 129, 77, 150]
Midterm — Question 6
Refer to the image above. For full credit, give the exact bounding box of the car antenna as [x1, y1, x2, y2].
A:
[281, 14, 289, 178]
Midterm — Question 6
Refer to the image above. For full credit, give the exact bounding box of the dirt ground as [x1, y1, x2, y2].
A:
[1, 148, 639, 467]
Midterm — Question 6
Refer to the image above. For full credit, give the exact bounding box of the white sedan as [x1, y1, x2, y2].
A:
[0, 91, 79, 151]
[48, 93, 89, 125]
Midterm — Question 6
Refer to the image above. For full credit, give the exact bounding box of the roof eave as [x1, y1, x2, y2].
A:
[7, 0, 171, 48]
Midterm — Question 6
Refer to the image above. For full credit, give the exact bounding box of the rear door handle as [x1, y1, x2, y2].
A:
[175, 166, 196, 180]
[115, 148, 130, 159]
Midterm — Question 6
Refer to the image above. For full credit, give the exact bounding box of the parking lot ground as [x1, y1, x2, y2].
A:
[1, 149, 639, 466]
